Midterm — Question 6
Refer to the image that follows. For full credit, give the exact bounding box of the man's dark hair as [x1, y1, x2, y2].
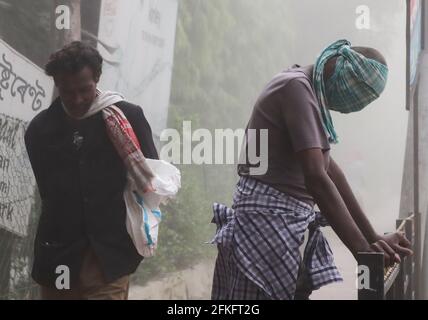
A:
[45, 41, 103, 80]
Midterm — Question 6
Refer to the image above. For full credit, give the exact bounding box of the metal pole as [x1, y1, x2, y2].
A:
[64, 0, 81, 43]
[413, 47, 422, 300]
[413, 86, 419, 222]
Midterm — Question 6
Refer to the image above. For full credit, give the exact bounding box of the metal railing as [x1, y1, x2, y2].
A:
[357, 213, 420, 300]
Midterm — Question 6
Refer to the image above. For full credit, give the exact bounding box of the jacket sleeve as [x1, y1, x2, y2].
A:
[24, 118, 46, 199]
[128, 106, 159, 160]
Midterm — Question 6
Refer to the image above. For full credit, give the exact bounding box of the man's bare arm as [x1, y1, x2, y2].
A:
[327, 157, 378, 243]
[327, 157, 413, 259]
[296, 148, 371, 257]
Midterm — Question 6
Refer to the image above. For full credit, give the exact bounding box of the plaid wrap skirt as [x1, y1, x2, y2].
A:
[211, 176, 342, 300]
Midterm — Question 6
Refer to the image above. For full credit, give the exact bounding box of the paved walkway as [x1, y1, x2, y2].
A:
[129, 229, 358, 300]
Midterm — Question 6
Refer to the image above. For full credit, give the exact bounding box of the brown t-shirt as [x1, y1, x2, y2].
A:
[238, 65, 330, 206]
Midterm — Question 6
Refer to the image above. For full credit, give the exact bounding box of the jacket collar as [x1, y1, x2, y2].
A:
[38, 96, 68, 137]
[41, 97, 100, 136]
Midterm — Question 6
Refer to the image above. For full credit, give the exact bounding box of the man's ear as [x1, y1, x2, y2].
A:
[94, 72, 101, 83]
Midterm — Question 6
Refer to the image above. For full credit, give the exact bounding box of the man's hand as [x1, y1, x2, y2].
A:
[369, 232, 413, 267]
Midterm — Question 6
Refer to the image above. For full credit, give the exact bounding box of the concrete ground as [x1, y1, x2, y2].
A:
[129, 228, 358, 300]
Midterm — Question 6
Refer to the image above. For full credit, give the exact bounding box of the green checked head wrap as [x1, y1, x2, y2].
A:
[313, 39, 389, 144]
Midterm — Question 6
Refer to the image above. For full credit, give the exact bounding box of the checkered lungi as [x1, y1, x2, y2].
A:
[211, 176, 343, 300]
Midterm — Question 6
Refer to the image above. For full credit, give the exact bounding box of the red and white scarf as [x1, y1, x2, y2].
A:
[62, 89, 155, 194]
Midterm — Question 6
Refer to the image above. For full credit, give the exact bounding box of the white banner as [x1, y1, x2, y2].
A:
[97, 0, 179, 138]
[0, 113, 35, 237]
[0, 38, 54, 237]
[0, 39, 54, 122]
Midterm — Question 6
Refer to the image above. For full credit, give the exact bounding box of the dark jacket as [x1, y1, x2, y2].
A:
[24, 97, 159, 288]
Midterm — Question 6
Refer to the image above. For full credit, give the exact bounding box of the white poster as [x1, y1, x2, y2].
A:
[0, 38, 54, 237]
[97, 0, 179, 138]
[0, 39, 54, 122]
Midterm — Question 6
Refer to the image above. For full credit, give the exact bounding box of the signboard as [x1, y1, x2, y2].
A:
[97, 0, 179, 137]
[0, 38, 54, 236]
[407, 0, 424, 110]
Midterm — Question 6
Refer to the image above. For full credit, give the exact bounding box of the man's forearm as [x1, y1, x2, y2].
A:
[327, 159, 379, 243]
[305, 172, 371, 256]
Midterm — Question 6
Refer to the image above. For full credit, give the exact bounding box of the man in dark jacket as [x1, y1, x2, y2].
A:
[24, 41, 158, 299]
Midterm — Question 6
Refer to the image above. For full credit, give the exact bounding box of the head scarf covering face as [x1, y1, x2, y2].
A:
[313, 39, 389, 144]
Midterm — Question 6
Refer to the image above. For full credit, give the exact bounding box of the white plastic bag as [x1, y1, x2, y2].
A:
[124, 159, 181, 257]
